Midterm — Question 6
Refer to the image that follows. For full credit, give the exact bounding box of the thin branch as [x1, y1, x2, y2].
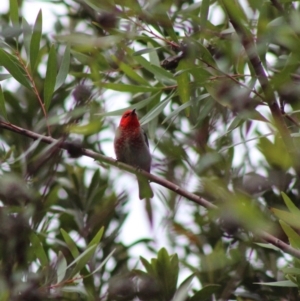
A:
[222, 1, 300, 172]
[15, 51, 51, 136]
[1, 120, 300, 259]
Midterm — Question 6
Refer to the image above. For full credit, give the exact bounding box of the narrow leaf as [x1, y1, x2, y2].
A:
[30, 10, 43, 72]
[87, 227, 104, 249]
[281, 192, 300, 215]
[44, 45, 57, 110]
[281, 267, 300, 275]
[176, 61, 190, 105]
[173, 274, 194, 301]
[116, 58, 148, 85]
[200, 0, 210, 30]
[88, 248, 115, 276]
[0, 49, 31, 89]
[56, 252, 68, 284]
[134, 55, 176, 84]
[30, 233, 48, 266]
[254, 280, 297, 287]
[55, 44, 70, 91]
[9, 0, 19, 27]
[102, 82, 159, 93]
[60, 228, 80, 258]
[148, 42, 160, 66]
[140, 91, 175, 125]
[68, 245, 97, 279]
[0, 85, 7, 120]
[22, 17, 31, 57]
[279, 220, 300, 250]
[69, 120, 102, 135]
[271, 208, 300, 229]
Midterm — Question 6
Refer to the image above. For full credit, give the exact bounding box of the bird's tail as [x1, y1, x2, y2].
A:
[137, 176, 153, 200]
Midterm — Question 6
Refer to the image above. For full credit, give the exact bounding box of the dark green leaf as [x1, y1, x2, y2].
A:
[68, 244, 97, 279]
[0, 49, 31, 89]
[176, 61, 190, 105]
[0, 85, 7, 120]
[102, 82, 160, 93]
[30, 10, 43, 72]
[30, 233, 48, 266]
[87, 227, 104, 249]
[190, 285, 221, 301]
[60, 228, 80, 258]
[55, 44, 70, 91]
[9, 0, 19, 27]
[22, 17, 31, 57]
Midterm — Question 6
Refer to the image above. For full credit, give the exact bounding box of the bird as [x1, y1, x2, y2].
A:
[114, 109, 153, 199]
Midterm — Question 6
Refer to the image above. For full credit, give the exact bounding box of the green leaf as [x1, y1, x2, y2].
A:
[87, 227, 104, 249]
[281, 267, 300, 275]
[0, 49, 31, 89]
[140, 256, 155, 275]
[148, 42, 160, 66]
[255, 243, 281, 251]
[87, 248, 115, 277]
[68, 244, 97, 279]
[200, 0, 210, 30]
[133, 47, 161, 56]
[227, 116, 244, 132]
[55, 45, 70, 91]
[173, 274, 194, 301]
[254, 280, 297, 287]
[9, 0, 19, 27]
[55, 33, 122, 49]
[30, 233, 48, 266]
[22, 17, 31, 57]
[279, 220, 300, 250]
[117, 60, 148, 85]
[140, 91, 175, 125]
[30, 10, 42, 72]
[60, 228, 80, 258]
[44, 45, 57, 110]
[56, 251, 68, 284]
[0, 85, 7, 120]
[134, 54, 176, 84]
[102, 82, 159, 93]
[161, 95, 209, 124]
[281, 192, 300, 216]
[176, 61, 190, 105]
[195, 41, 218, 68]
[271, 208, 300, 229]
[69, 120, 102, 135]
[190, 285, 221, 301]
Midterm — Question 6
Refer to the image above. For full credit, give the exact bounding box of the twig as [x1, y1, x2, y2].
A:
[1, 120, 300, 259]
[15, 51, 51, 136]
[222, 0, 300, 172]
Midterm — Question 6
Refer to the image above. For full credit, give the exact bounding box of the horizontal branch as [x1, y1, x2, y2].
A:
[1, 120, 300, 259]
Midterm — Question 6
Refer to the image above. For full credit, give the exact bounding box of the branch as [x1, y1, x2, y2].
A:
[1, 120, 300, 259]
[0, 121, 213, 209]
[221, 0, 300, 170]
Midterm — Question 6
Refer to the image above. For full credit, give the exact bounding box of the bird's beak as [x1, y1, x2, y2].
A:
[131, 109, 136, 115]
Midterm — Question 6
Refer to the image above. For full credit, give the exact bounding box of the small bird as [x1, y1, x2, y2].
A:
[114, 109, 153, 199]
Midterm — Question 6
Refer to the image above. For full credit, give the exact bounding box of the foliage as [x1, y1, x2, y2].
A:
[1, 0, 300, 300]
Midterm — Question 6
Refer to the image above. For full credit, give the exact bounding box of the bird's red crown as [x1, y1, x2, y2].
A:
[119, 109, 140, 128]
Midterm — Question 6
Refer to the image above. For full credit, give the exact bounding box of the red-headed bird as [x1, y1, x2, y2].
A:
[114, 109, 153, 199]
